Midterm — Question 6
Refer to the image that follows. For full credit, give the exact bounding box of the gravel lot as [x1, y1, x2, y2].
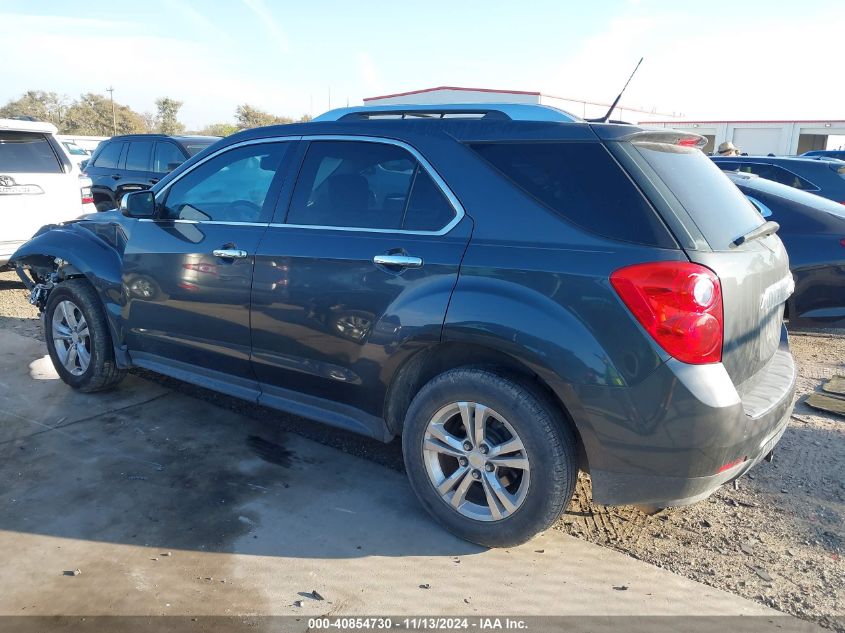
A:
[1, 269, 842, 629]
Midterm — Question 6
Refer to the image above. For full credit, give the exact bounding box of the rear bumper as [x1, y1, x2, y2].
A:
[569, 327, 797, 507]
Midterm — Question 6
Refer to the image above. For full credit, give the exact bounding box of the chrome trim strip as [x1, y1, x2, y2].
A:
[137, 218, 269, 226]
[151, 134, 466, 237]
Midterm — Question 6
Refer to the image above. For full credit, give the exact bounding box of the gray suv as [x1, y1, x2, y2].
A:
[11, 104, 797, 546]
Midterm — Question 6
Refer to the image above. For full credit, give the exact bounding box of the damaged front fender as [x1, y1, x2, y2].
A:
[11, 221, 131, 367]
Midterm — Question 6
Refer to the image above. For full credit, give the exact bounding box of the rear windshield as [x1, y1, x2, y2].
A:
[0, 131, 62, 173]
[469, 142, 674, 247]
[633, 143, 764, 250]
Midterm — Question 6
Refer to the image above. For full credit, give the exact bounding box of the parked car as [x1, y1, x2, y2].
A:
[713, 155, 845, 204]
[11, 104, 797, 547]
[726, 171, 845, 328]
[85, 134, 219, 211]
[801, 149, 845, 161]
[0, 118, 95, 269]
[58, 139, 91, 167]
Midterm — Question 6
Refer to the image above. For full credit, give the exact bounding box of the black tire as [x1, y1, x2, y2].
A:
[44, 278, 127, 392]
[402, 368, 577, 547]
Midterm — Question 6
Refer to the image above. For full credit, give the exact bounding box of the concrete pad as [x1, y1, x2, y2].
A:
[0, 329, 784, 618]
[0, 327, 169, 443]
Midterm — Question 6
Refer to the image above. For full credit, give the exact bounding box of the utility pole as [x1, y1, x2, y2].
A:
[106, 86, 116, 135]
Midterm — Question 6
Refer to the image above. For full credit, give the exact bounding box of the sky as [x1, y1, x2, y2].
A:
[0, 0, 842, 129]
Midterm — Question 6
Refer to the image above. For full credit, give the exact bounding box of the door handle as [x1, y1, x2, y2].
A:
[213, 248, 248, 259]
[111, 174, 121, 180]
[373, 254, 423, 268]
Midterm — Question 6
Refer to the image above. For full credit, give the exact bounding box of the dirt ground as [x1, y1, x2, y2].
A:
[1, 269, 842, 629]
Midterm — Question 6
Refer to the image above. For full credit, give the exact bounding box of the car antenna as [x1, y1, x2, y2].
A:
[592, 57, 644, 123]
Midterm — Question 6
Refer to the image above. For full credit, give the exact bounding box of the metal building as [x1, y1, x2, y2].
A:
[641, 120, 845, 155]
[363, 86, 680, 123]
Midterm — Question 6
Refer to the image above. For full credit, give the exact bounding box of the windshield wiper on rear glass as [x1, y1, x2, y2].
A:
[731, 220, 780, 248]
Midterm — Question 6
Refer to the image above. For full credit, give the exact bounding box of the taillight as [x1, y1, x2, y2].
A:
[80, 185, 94, 205]
[610, 262, 723, 364]
[840, 238, 845, 247]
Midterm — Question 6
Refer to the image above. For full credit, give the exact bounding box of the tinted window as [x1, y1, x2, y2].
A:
[734, 163, 817, 191]
[161, 142, 287, 222]
[470, 142, 671, 246]
[0, 132, 62, 173]
[153, 142, 186, 173]
[634, 143, 764, 250]
[287, 141, 455, 231]
[93, 141, 123, 169]
[125, 141, 153, 171]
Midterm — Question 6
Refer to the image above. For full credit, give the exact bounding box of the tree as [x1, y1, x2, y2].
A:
[62, 93, 147, 136]
[0, 90, 68, 128]
[198, 122, 239, 137]
[141, 112, 157, 133]
[154, 97, 185, 135]
[235, 104, 292, 129]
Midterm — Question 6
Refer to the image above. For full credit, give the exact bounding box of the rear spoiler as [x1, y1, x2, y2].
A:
[619, 130, 708, 149]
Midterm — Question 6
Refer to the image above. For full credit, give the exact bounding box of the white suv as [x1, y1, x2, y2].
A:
[0, 118, 95, 268]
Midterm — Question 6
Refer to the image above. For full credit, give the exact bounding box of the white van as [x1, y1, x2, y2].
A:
[0, 119, 96, 268]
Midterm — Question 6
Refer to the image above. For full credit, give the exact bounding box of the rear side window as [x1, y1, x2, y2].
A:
[469, 142, 673, 247]
[0, 131, 62, 173]
[633, 143, 764, 250]
[287, 140, 456, 232]
[126, 141, 153, 171]
[92, 142, 123, 169]
[733, 163, 818, 191]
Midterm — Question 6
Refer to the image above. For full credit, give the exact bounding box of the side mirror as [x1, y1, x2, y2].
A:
[166, 162, 181, 173]
[80, 159, 89, 171]
[120, 190, 156, 218]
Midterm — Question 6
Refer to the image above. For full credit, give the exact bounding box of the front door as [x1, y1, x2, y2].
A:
[123, 140, 295, 389]
[250, 138, 471, 427]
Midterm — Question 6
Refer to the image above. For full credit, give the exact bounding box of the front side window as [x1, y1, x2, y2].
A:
[0, 132, 62, 173]
[153, 142, 186, 173]
[92, 141, 123, 170]
[160, 142, 288, 223]
[126, 141, 153, 172]
[286, 140, 456, 231]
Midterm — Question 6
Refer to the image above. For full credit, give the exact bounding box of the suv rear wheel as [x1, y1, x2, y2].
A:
[44, 278, 126, 392]
[402, 368, 577, 547]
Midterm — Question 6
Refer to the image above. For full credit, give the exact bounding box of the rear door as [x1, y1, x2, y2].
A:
[250, 138, 471, 423]
[619, 139, 792, 386]
[0, 130, 81, 252]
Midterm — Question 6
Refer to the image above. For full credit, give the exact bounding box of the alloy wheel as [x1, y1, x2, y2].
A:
[422, 401, 530, 521]
[51, 300, 91, 376]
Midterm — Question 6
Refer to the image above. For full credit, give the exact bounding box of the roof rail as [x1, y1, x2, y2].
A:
[313, 103, 580, 123]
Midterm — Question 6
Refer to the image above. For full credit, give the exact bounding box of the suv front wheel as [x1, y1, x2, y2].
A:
[402, 368, 577, 547]
[44, 278, 127, 392]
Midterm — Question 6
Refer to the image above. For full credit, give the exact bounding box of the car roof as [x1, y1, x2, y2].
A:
[0, 117, 58, 134]
[108, 134, 220, 143]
